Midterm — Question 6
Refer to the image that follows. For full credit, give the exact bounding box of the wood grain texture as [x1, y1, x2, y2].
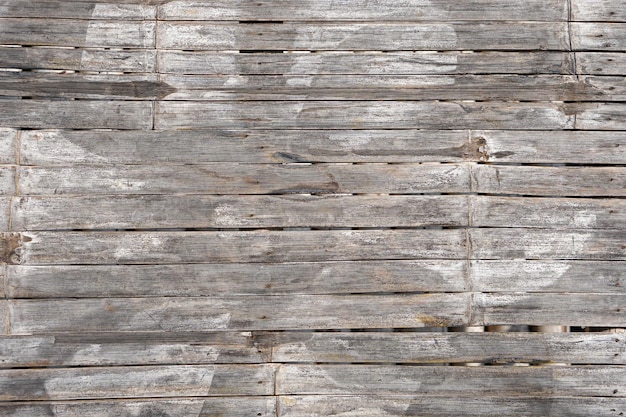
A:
[8, 294, 471, 333]
[0, 1, 156, 19]
[18, 163, 471, 195]
[0, 167, 15, 196]
[572, 0, 626, 22]
[278, 395, 626, 417]
[6, 260, 468, 298]
[0, 100, 152, 129]
[0, 301, 6, 335]
[472, 165, 626, 196]
[576, 103, 626, 130]
[158, 51, 574, 75]
[276, 364, 626, 396]
[572, 23, 626, 51]
[11, 194, 469, 230]
[0, 398, 277, 417]
[159, 0, 567, 21]
[0, 364, 275, 400]
[155, 101, 574, 130]
[577, 52, 626, 75]
[0, 197, 10, 231]
[0, 19, 155, 48]
[0, 129, 16, 164]
[0, 46, 156, 72]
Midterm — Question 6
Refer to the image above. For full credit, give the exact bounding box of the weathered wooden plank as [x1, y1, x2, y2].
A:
[269, 332, 626, 364]
[0, 129, 16, 164]
[572, 0, 626, 22]
[0, 46, 156, 72]
[0, 167, 15, 196]
[472, 165, 626, 196]
[572, 23, 626, 51]
[157, 22, 569, 51]
[0, 398, 277, 417]
[159, 51, 573, 75]
[0, 301, 6, 335]
[474, 130, 626, 164]
[474, 293, 626, 327]
[156, 101, 574, 130]
[471, 196, 626, 229]
[6, 260, 468, 298]
[469, 229, 626, 260]
[279, 395, 626, 417]
[576, 103, 626, 130]
[577, 52, 626, 75]
[471, 260, 626, 293]
[8, 294, 471, 333]
[11, 195, 469, 230]
[18, 129, 475, 165]
[0, 100, 152, 129]
[0, 364, 275, 400]
[159, 0, 567, 21]
[0, 197, 10, 231]
[0, 19, 155, 48]
[276, 364, 626, 396]
[18, 163, 471, 195]
[0, 332, 270, 367]
[0, 1, 156, 19]
[17, 229, 468, 265]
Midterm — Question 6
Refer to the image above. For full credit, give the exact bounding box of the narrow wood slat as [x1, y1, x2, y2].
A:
[155, 101, 574, 130]
[0, 167, 16, 196]
[157, 22, 569, 51]
[476, 130, 626, 164]
[18, 129, 475, 165]
[572, 23, 626, 51]
[576, 103, 626, 130]
[0, 197, 10, 231]
[0, 398, 277, 417]
[0, 19, 155, 48]
[18, 163, 471, 195]
[0, 100, 152, 130]
[572, 0, 626, 22]
[268, 332, 626, 364]
[473, 165, 626, 196]
[17, 229, 468, 265]
[6, 260, 468, 298]
[276, 364, 626, 396]
[279, 395, 626, 417]
[577, 52, 626, 75]
[159, 0, 567, 21]
[469, 229, 626, 260]
[472, 260, 626, 293]
[8, 294, 471, 333]
[0, 1, 155, 19]
[0, 332, 270, 367]
[0, 129, 16, 164]
[0, 47, 156, 72]
[11, 194, 469, 230]
[0, 302, 6, 335]
[0, 364, 275, 400]
[159, 51, 573, 75]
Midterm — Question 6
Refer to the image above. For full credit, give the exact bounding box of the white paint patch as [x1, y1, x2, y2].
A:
[214, 204, 238, 227]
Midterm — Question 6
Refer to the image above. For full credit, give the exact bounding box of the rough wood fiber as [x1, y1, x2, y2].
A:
[577, 52, 626, 75]
[576, 103, 626, 130]
[572, 23, 626, 51]
[0, 129, 16, 164]
[0, 1, 156, 19]
[572, 0, 626, 22]
[0, 167, 16, 196]
[0, 197, 10, 231]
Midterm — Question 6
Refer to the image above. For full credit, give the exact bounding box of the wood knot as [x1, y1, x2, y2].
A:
[464, 137, 490, 161]
[1, 232, 28, 265]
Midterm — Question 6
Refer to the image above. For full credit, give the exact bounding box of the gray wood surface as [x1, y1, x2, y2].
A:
[0, 197, 9, 231]
[576, 103, 626, 130]
[0, 1, 156, 19]
[0, 167, 15, 196]
[572, 0, 626, 22]
[0, 128, 16, 164]
[577, 52, 626, 75]
[572, 23, 626, 51]
[0, 301, 6, 335]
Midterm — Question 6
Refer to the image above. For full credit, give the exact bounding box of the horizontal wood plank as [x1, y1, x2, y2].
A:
[0, 364, 275, 400]
[18, 163, 471, 195]
[6, 260, 468, 298]
[472, 165, 626, 196]
[0, 1, 156, 19]
[17, 229, 468, 265]
[0, 46, 156, 72]
[0, 129, 16, 164]
[276, 364, 626, 396]
[159, 0, 567, 21]
[269, 332, 626, 364]
[158, 51, 574, 75]
[0, 100, 152, 130]
[0, 398, 277, 417]
[0, 167, 15, 196]
[11, 194, 469, 230]
[8, 294, 471, 333]
[0, 19, 155, 48]
[155, 101, 574, 130]
[572, 23, 626, 51]
[157, 22, 569, 51]
[572, 0, 626, 22]
[576, 103, 626, 130]
[577, 52, 626, 75]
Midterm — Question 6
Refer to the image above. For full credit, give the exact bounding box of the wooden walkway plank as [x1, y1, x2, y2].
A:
[0, 1, 156, 19]
[159, 0, 567, 21]
[577, 52, 626, 75]
[0, 364, 275, 400]
[0, 302, 6, 336]
[157, 22, 569, 51]
[0, 167, 16, 196]
[158, 51, 574, 75]
[11, 194, 469, 230]
[572, 23, 626, 51]
[0, 129, 17, 164]
[17, 163, 471, 195]
[155, 101, 574, 130]
[7, 294, 471, 333]
[576, 103, 626, 130]
[0, 197, 10, 231]
[472, 165, 626, 196]
[0, 100, 153, 130]
[0, 47, 157, 73]
[572, 0, 626, 22]
[0, 398, 277, 417]
[0, 19, 155, 48]
[276, 364, 626, 396]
